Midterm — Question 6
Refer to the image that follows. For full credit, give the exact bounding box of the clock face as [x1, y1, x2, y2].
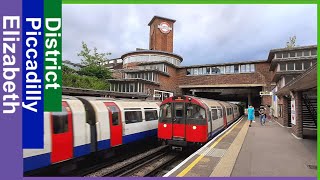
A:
[158, 22, 172, 34]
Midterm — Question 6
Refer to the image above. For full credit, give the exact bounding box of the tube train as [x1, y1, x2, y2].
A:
[23, 96, 160, 173]
[158, 95, 242, 147]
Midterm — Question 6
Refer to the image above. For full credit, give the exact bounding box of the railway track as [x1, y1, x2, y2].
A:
[84, 145, 171, 177]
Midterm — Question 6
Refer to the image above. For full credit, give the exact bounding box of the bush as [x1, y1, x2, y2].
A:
[62, 72, 109, 90]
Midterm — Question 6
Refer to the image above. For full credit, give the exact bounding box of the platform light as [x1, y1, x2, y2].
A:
[192, 126, 197, 130]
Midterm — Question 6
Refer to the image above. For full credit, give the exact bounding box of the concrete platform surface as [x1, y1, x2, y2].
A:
[231, 119, 317, 177]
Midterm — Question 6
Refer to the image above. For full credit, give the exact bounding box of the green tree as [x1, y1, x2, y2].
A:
[77, 41, 112, 80]
[286, 36, 296, 48]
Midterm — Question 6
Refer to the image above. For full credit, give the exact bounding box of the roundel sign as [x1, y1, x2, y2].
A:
[158, 22, 172, 34]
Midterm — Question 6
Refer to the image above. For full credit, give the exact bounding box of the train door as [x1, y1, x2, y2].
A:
[104, 102, 123, 147]
[221, 106, 228, 128]
[51, 101, 73, 163]
[172, 102, 185, 138]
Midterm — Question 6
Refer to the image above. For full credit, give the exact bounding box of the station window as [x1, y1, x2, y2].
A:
[206, 67, 211, 74]
[52, 106, 69, 134]
[303, 50, 310, 56]
[279, 63, 286, 71]
[287, 62, 294, 71]
[295, 62, 302, 70]
[311, 49, 317, 56]
[304, 61, 311, 70]
[297, 51, 303, 57]
[240, 65, 246, 73]
[125, 111, 142, 124]
[276, 53, 282, 59]
[283, 53, 288, 58]
[145, 110, 158, 121]
[234, 65, 239, 73]
[250, 64, 255, 72]
[289, 52, 296, 58]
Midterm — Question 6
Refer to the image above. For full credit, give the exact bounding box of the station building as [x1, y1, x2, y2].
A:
[74, 16, 317, 139]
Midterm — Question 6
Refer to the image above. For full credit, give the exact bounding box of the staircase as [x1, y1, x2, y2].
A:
[302, 94, 317, 129]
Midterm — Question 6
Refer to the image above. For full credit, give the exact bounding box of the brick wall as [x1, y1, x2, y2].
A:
[292, 92, 303, 138]
[158, 65, 179, 94]
[149, 18, 174, 52]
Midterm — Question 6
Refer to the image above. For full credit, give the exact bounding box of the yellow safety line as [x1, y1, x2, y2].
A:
[176, 119, 243, 177]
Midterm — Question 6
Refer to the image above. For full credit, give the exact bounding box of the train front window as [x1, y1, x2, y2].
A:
[186, 104, 205, 119]
[160, 103, 172, 123]
[160, 104, 172, 118]
[175, 103, 184, 118]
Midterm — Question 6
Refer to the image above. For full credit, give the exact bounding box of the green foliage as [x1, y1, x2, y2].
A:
[286, 36, 296, 48]
[78, 41, 111, 66]
[62, 41, 113, 90]
[78, 65, 112, 79]
[62, 73, 109, 90]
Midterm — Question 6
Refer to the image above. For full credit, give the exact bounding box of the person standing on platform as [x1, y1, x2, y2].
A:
[247, 105, 255, 127]
[259, 106, 266, 126]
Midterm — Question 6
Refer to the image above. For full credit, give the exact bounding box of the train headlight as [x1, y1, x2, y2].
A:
[193, 126, 197, 130]
[164, 124, 167, 128]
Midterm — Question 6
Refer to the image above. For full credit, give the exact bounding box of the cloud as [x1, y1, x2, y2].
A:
[62, 4, 316, 66]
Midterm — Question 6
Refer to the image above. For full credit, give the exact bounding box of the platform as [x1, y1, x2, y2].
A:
[164, 116, 317, 177]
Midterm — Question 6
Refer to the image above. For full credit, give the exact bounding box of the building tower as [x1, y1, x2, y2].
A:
[148, 16, 176, 53]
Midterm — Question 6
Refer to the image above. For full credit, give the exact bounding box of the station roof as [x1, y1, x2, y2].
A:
[275, 63, 317, 96]
[121, 49, 183, 61]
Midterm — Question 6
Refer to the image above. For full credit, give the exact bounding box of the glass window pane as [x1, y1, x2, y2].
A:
[287, 62, 294, 70]
[311, 49, 317, 56]
[206, 67, 211, 74]
[225, 66, 230, 73]
[194, 68, 198, 75]
[297, 51, 303, 57]
[295, 62, 302, 70]
[198, 68, 203, 75]
[241, 65, 246, 72]
[283, 53, 288, 58]
[186, 69, 191, 75]
[276, 53, 282, 59]
[211, 67, 221, 74]
[211, 109, 218, 120]
[52, 106, 69, 134]
[280, 63, 286, 71]
[250, 64, 255, 72]
[304, 62, 311, 69]
[186, 104, 205, 119]
[303, 50, 310, 56]
[145, 110, 158, 121]
[125, 111, 142, 124]
[234, 65, 239, 73]
[219, 66, 225, 74]
[289, 52, 296, 57]
[109, 106, 119, 125]
[246, 64, 250, 72]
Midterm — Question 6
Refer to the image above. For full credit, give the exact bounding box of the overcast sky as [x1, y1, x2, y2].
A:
[62, 5, 317, 66]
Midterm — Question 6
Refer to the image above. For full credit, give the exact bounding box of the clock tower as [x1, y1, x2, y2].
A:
[148, 16, 176, 53]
